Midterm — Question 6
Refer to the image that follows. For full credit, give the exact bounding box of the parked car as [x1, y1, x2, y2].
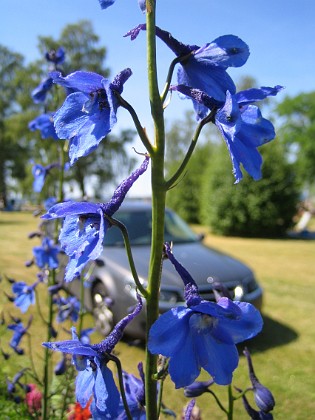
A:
[63, 200, 263, 339]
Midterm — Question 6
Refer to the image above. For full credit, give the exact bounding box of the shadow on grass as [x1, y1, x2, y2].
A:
[242, 313, 298, 353]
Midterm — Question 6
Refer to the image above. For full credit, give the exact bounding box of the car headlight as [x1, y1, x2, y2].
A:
[234, 285, 244, 300]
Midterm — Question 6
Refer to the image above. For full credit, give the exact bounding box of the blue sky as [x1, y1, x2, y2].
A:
[1, 0, 314, 196]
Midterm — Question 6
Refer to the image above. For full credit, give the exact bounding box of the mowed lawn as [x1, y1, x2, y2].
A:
[0, 211, 315, 419]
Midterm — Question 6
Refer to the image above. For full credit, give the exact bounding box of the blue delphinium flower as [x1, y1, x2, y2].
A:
[148, 243, 263, 388]
[41, 156, 149, 282]
[11, 280, 39, 313]
[43, 295, 142, 418]
[50, 68, 132, 165]
[99, 0, 145, 12]
[32, 237, 60, 269]
[171, 84, 283, 182]
[244, 347, 275, 414]
[55, 296, 80, 323]
[29, 113, 59, 140]
[7, 316, 32, 355]
[125, 24, 249, 118]
[32, 163, 60, 193]
[31, 77, 54, 103]
[45, 47, 65, 65]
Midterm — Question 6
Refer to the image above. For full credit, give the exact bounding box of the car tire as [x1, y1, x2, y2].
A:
[91, 281, 114, 336]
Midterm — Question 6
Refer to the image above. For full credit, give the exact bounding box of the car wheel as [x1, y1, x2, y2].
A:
[91, 282, 114, 336]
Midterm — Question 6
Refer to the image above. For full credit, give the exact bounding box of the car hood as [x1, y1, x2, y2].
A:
[101, 241, 253, 288]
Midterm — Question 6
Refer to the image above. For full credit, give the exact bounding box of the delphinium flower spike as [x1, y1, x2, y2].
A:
[41, 156, 149, 282]
[43, 294, 143, 418]
[148, 243, 263, 388]
[125, 24, 249, 118]
[171, 84, 283, 182]
[50, 68, 132, 165]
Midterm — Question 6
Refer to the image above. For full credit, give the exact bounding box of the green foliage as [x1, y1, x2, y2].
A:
[167, 142, 213, 223]
[276, 91, 315, 186]
[166, 111, 219, 223]
[200, 141, 300, 237]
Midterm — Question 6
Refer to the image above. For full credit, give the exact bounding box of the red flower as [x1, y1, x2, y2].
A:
[67, 400, 92, 420]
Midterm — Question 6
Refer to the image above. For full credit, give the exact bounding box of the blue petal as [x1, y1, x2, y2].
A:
[138, 0, 146, 12]
[168, 326, 200, 388]
[235, 85, 284, 106]
[99, 0, 116, 9]
[51, 71, 104, 94]
[216, 301, 263, 344]
[14, 293, 34, 313]
[12, 282, 28, 294]
[42, 201, 101, 219]
[148, 307, 191, 356]
[76, 367, 95, 407]
[94, 362, 120, 416]
[43, 339, 99, 357]
[192, 326, 238, 385]
[178, 60, 236, 104]
[238, 106, 275, 147]
[194, 35, 250, 68]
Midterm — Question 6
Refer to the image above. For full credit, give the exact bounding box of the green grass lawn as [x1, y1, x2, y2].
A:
[0, 212, 315, 419]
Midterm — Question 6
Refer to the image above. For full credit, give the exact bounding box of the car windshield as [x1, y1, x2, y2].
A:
[104, 208, 199, 246]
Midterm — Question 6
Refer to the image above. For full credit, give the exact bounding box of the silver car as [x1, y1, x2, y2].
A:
[65, 200, 263, 339]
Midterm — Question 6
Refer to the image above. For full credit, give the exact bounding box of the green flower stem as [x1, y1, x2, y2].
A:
[42, 269, 55, 420]
[165, 110, 215, 190]
[108, 353, 132, 420]
[227, 384, 234, 420]
[145, 2, 169, 418]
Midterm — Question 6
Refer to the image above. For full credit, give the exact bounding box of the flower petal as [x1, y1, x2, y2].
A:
[76, 367, 95, 407]
[148, 307, 191, 357]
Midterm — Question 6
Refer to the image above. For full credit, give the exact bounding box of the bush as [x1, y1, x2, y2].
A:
[200, 141, 300, 237]
[166, 142, 213, 224]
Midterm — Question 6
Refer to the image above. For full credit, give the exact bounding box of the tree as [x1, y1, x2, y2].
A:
[276, 92, 315, 188]
[200, 141, 300, 237]
[0, 45, 30, 208]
